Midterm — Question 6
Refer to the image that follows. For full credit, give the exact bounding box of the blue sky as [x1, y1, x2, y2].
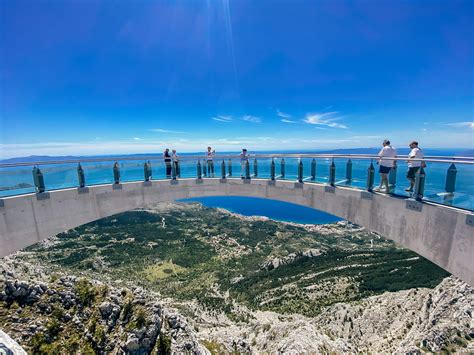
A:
[0, 0, 473, 158]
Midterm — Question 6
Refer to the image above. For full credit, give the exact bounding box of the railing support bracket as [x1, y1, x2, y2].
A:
[267, 180, 276, 186]
[242, 179, 251, 184]
[36, 192, 50, 200]
[143, 181, 152, 187]
[466, 214, 474, 227]
[112, 184, 122, 190]
[406, 199, 422, 212]
[294, 182, 303, 189]
[325, 186, 335, 193]
[219, 179, 227, 184]
[195, 179, 203, 184]
[0, 199, 4, 208]
[170, 180, 179, 185]
[361, 191, 373, 200]
[78, 187, 90, 194]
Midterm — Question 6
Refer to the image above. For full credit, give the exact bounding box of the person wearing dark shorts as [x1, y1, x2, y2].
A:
[375, 140, 396, 193]
[407, 166, 420, 180]
[405, 141, 424, 192]
[163, 148, 172, 178]
[379, 165, 391, 174]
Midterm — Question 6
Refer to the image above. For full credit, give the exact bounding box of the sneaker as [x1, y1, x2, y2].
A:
[373, 187, 382, 192]
[405, 187, 413, 192]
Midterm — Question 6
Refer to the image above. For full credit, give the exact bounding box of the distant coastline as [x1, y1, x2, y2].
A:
[1, 147, 472, 164]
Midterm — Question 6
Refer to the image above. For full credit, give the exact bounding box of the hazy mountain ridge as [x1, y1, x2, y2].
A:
[2, 148, 471, 163]
[1, 202, 472, 353]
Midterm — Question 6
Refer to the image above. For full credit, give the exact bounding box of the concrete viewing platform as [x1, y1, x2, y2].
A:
[0, 177, 473, 286]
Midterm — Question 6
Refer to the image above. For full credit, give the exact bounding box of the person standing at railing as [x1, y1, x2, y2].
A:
[163, 148, 172, 178]
[206, 146, 215, 177]
[172, 149, 180, 177]
[406, 141, 424, 192]
[240, 148, 249, 178]
[375, 139, 397, 193]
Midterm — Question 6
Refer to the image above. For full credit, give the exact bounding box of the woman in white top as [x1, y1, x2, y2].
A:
[375, 139, 397, 193]
[171, 149, 180, 177]
[406, 141, 424, 192]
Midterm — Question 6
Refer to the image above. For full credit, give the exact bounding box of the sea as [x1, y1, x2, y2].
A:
[1, 148, 473, 214]
[180, 196, 342, 224]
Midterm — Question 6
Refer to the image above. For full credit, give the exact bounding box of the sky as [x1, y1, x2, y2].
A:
[0, 0, 473, 158]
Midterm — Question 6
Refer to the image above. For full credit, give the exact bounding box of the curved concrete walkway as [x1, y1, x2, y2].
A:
[0, 178, 473, 286]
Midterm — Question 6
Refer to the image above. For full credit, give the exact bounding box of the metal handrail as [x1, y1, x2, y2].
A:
[1, 153, 473, 168]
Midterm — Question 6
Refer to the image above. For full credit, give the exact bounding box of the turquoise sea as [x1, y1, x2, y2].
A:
[1, 149, 473, 211]
[181, 196, 342, 224]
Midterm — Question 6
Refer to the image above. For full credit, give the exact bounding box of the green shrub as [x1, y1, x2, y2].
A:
[74, 278, 95, 306]
[156, 333, 172, 355]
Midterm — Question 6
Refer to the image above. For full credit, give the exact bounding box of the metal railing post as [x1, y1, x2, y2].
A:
[445, 163, 457, 193]
[281, 158, 285, 179]
[171, 161, 177, 180]
[197, 160, 202, 179]
[221, 160, 226, 179]
[414, 166, 426, 201]
[346, 159, 352, 182]
[245, 160, 251, 179]
[297, 159, 303, 183]
[253, 158, 258, 177]
[311, 158, 316, 181]
[329, 159, 336, 186]
[228, 159, 232, 177]
[366, 160, 375, 192]
[113, 162, 120, 184]
[144, 161, 151, 182]
[77, 163, 85, 188]
[32, 166, 45, 193]
[270, 158, 276, 180]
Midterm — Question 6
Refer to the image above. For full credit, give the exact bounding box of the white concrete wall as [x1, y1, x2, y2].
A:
[0, 178, 473, 286]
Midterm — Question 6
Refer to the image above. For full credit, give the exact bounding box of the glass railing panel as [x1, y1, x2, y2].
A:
[78, 161, 115, 186]
[40, 163, 79, 191]
[117, 160, 147, 182]
[0, 166, 36, 197]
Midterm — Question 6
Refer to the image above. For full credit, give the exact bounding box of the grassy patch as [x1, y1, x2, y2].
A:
[143, 260, 186, 281]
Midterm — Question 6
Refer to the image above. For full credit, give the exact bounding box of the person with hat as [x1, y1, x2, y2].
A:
[239, 148, 249, 178]
[375, 139, 397, 193]
[406, 141, 424, 192]
[206, 146, 215, 177]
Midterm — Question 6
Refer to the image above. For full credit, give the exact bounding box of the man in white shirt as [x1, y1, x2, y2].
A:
[406, 141, 424, 192]
[240, 148, 249, 178]
[206, 146, 215, 177]
[375, 139, 397, 193]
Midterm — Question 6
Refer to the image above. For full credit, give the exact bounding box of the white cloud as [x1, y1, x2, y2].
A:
[242, 115, 261, 123]
[281, 119, 297, 124]
[277, 109, 292, 119]
[212, 115, 233, 122]
[149, 128, 185, 133]
[445, 121, 474, 129]
[303, 112, 348, 129]
[133, 137, 142, 141]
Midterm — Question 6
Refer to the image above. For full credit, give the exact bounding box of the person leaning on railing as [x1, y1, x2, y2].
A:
[406, 140, 424, 192]
[163, 148, 172, 179]
[375, 139, 397, 193]
[206, 146, 215, 177]
[172, 149, 180, 177]
[240, 148, 249, 178]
